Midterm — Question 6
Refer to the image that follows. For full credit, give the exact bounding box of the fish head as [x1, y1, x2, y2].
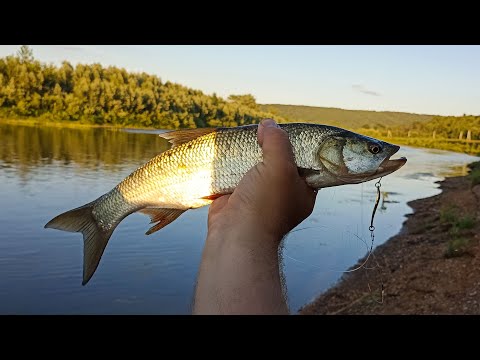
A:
[316, 132, 407, 185]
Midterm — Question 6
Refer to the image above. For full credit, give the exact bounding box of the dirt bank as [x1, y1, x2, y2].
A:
[300, 162, 480, 315]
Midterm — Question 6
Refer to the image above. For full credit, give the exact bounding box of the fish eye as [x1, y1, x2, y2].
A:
[368, 143, 382, 154]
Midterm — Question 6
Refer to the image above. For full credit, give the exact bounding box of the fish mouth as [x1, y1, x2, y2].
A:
[377, 156, 407, 175]
[376, 144, 407, 176]
[375, 145, 407, 176]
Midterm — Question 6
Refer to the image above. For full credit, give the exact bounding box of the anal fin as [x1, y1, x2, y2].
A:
[138, 208, 186, 235]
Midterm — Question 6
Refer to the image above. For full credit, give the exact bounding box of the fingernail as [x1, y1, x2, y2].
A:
[260, 118, 278, 128]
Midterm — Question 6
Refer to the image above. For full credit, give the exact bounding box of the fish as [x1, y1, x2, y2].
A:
[44, 123, 407, 285]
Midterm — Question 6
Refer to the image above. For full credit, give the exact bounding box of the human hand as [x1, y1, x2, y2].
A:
[208, 118, 317, 243]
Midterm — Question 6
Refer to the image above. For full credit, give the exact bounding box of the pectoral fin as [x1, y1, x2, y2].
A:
[201, 194, 225, 201]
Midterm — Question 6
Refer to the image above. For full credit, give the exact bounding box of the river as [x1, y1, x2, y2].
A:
[1, 123, 479, 314]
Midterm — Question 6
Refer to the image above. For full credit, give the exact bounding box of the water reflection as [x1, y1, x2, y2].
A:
[1, 122, 479, 314]
[0, 123, 170, 175]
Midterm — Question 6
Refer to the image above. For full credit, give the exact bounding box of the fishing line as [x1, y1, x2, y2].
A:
[330, 177, 383, 273]
[363, 177, 386, 303]
[282, 177, 384, 273]
[370, 178, 382, 233]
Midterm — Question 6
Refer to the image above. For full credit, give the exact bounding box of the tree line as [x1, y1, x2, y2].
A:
[0, 46, 282, 129]
[357, 115, 480, 141]
[402, 115, 480, 140]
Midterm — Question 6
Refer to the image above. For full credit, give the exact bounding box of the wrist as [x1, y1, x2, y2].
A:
[196, 214, 289, 314]
[207, 220, 282, 253]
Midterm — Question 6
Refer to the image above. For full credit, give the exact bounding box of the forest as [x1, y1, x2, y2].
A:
[0, 46, 281, 129]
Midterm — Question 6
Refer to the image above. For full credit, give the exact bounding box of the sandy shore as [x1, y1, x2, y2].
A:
[300, 162, 480, 315]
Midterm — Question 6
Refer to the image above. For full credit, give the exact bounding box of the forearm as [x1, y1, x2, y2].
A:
[192, 225, 289, 315]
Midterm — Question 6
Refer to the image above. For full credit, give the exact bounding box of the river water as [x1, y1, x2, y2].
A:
[1, 123, 478, 314]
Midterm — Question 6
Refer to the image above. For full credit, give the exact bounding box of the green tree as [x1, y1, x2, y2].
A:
[228, 94, 258, 110]
[17, 45, 34, 63]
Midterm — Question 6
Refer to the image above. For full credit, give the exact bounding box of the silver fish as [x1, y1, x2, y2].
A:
[45, 123, 407, 284]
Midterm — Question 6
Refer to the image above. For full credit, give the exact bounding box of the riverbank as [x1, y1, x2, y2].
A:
[1, 117, 119, 130]
[300, 162, 480, 315]
[0, 117, 164, 131]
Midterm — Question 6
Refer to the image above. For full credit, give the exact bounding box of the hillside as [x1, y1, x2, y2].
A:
[260, 104, 434, 130]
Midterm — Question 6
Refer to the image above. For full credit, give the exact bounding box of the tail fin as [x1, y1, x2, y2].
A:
[44, 202, 116, 286]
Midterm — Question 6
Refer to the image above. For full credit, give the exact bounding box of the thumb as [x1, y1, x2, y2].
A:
[257, 119, 296, 167]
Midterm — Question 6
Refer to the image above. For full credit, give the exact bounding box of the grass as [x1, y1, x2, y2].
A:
[440, 206, 475, 230]
[445, 237, 471, 258]
[456, 215, 476, 230]
[469, 167, 480, 187]
[439, 205, 476, 258]
[440, 206, 459, 224]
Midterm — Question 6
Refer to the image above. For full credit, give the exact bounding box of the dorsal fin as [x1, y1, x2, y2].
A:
[159, 128, 217, 148]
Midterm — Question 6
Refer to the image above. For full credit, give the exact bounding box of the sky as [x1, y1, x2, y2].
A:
[1, 45, 479, 116]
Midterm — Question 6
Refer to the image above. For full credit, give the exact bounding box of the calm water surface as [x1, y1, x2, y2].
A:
[1, 123, 479, 314]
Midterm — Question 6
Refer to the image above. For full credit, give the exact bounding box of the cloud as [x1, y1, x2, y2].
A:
[352, 84, 381, 96]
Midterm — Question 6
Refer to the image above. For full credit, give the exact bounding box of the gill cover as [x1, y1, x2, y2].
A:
[317, 136, 348, 174]
[317, 133, 397, 179]
[341, 136, 388, 176]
